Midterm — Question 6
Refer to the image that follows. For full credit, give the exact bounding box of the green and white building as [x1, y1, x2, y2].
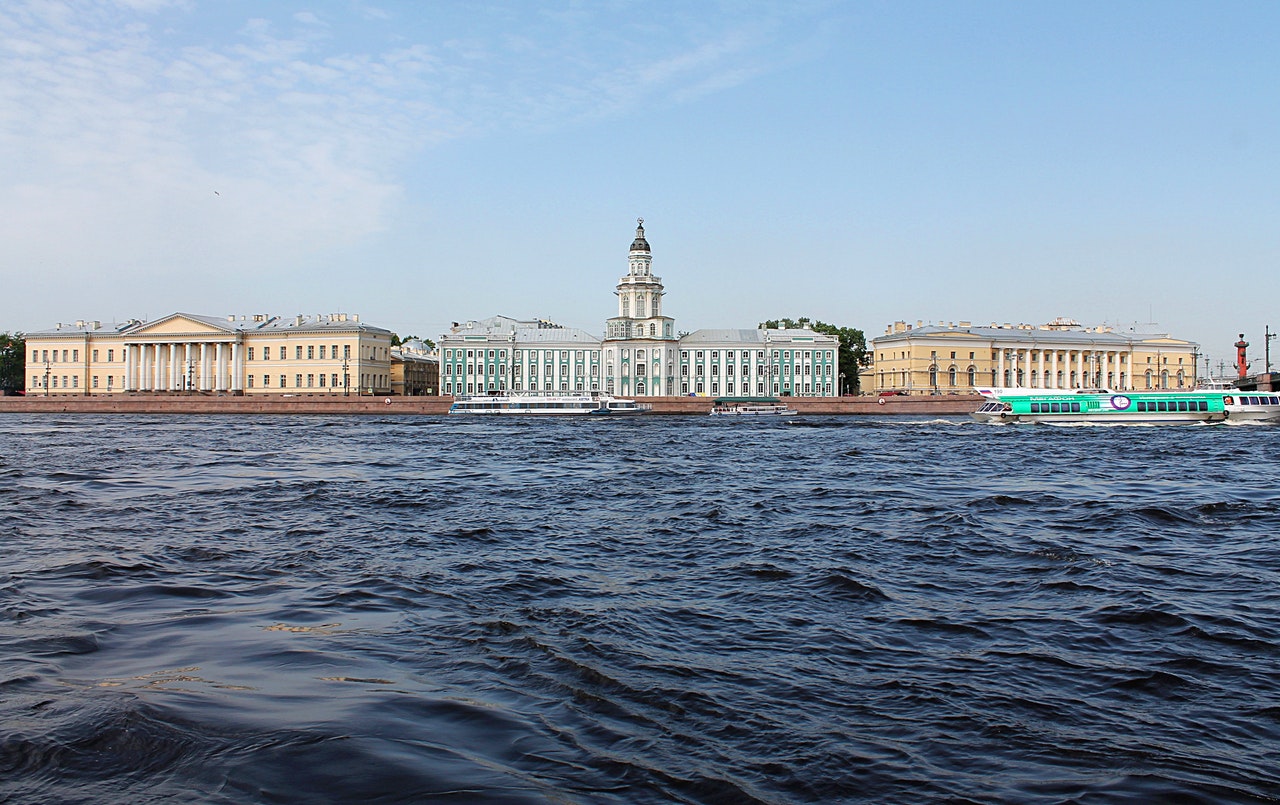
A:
[438, 220, 840, 397]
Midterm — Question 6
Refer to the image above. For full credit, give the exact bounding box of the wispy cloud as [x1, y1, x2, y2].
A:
[0, 0, 801, 292]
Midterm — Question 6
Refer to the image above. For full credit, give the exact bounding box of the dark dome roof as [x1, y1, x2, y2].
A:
[630, 218, 650, 252]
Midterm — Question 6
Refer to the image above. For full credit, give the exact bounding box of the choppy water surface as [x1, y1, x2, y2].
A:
[2, 414, 1279, 804]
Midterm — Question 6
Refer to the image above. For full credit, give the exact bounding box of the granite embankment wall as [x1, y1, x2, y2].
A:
[0, 394, 982, 416]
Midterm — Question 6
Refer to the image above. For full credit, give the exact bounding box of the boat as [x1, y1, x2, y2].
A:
[1221, 392, 1280, 423]
[449, 392, 649, 416]
[972, 389, 1229, 424]
[592, 396, 651, 415]
[709, 397, 798, 416]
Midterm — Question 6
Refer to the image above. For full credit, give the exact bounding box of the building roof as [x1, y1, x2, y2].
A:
[31, 312, 391, 336]
[873, 323, 1195, 348]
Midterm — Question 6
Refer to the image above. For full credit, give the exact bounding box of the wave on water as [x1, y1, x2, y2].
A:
[2, 414, 1279, 803]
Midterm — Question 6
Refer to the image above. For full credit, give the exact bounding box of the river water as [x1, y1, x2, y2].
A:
[1, 414, 1278, 804]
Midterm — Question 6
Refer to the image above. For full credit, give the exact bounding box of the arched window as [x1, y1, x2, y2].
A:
[967, 366, 976, 386]
[948, 366, 957, 386]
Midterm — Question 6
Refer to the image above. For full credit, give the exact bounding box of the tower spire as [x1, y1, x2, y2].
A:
[630, 217, 649, 252]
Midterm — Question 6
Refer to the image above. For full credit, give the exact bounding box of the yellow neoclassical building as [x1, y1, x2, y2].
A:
[25, 313, 393, 395]
[870, 318, 1201, 394]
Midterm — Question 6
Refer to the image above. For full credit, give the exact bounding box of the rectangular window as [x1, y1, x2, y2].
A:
[280, 375, 286, 388]
[307, 345, 315, 359]
[108, 349, 114, 362]
[1071, 402, 1081, 412]
[92, 350, 99, 362]
[296, 345, 303, 359]
[332, 345, 338, 359]
[247, 375, 254, 388]
[247, 347, 254, 360]
[319, 345, 326, 360]
[296, 374, 303, 388]
[344, 345, 351, 359]
[92, 376, 99, 388]
[331, 374, 339, 387]
[307, 374, 315, 387]
[72, 376, 78, 388]
[263, 374, 270, 387]
[280, 346, 286, 360]
[319, 374, 326, 387]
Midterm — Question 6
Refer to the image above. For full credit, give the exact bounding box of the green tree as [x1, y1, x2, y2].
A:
[0, 332, 25, 393]
[760, 317, 869, 393]
[391, 334, 435, 350]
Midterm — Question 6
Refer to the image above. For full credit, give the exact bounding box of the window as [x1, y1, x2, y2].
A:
[263, 347, 270, 360]
[332, 374, 339, 387]
[296, 374, 303, 387]
[319, 374, 326, 387]
[307, 346, 315, 359]
[263, 374, 270, 387]
[247, 375, 254, 388]
[344, 345, 351, 359]
[307, 374, 315, 387]
[108, 349, 114, 362]
[248, 347, 255, 360]
[280, 346, 286, 360]
[296, 346, 303, 359]
[332, 345, 338, 359]
[92, 350, 99, 362]
[319, 345, 326, 360]
[280, 375, 286, 388]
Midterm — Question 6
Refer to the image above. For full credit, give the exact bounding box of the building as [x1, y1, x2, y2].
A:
[390, 339, 439, 396]
[437, 220, 841, 397]
[870, 318, 1201, 394]
[24, 313, 393, 395]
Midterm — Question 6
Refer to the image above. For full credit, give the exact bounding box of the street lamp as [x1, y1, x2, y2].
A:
[43, 359, 51, 396]
[342, 355, 350, 396]
[186, 359, 195, 394]
[839, 371, 845, 396]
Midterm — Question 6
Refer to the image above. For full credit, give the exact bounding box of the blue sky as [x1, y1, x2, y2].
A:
[4, 0, 1278, 373]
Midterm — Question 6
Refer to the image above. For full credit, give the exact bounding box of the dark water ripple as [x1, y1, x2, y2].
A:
[2, 415, 1279, 803]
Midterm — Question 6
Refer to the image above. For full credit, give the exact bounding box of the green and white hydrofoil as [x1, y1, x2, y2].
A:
[972, 389, 1228, 425]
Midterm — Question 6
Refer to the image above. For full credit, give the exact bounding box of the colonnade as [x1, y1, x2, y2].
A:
[124, 340, 241, 392]
[992, 347, 1137, 390]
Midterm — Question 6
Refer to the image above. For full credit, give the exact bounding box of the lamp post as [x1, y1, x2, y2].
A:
[186, 359, 195, 394]
[342, 355, 350, 396]
[839, 371, 845, 396]
[44, 359, 51, 396]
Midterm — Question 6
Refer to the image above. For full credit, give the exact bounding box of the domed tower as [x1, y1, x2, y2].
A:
[603, 218, 678, 396]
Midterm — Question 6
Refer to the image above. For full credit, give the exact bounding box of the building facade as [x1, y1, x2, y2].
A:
[25, 313, 393, 395]
[870, 318, 1201, 394]
[390, 339, 439, 396]
[437, 220, 840, 397]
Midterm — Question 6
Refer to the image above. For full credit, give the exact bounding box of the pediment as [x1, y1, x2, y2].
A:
[132, 313, 233, 336]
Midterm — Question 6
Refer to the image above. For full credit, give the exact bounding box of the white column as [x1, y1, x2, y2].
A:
[215, 343, 226, 392]
[1101, 352, 1110, 389]
[231, 342, 242, 391]
[200, 343, 209, 391]
[1076, 351, 1085, 388]
[124, 344, 135, 391]
[996, 347, 1006, 388]
[1049, 351, 1058, 389]
[1036, 350, 1045, 388]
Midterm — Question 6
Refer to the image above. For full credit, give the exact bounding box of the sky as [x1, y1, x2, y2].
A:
[3, 0, 1278, 373]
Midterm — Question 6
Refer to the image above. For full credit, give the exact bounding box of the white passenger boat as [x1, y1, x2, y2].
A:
[448, 392, 649, 416]
[593, 397, 651, 415]
[709, 397, 798, 417]
[1221, 392, 1280, 423]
